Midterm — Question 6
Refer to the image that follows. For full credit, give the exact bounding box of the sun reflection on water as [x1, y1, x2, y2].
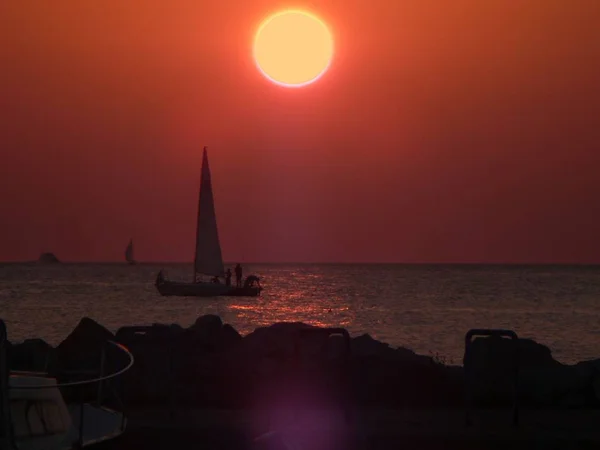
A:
[225, 270, 356, 332]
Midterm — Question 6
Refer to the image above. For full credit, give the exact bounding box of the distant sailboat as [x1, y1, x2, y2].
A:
[155, 147, 262, 297]
[125, 239, 136, 265]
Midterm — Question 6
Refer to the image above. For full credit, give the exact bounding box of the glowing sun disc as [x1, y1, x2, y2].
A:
[253, 10, 334, 88]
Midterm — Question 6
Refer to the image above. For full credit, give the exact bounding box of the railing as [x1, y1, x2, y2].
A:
[0, 319, 135, 450]
[1, 320, 10, 449]
[114, 325, 178, 419]
[295, 327, 353, 424]
[464, 328, 520, 427]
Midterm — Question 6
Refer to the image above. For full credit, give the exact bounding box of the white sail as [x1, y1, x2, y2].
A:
[125, 239, 134, 263]
[194, 147, 225, 277]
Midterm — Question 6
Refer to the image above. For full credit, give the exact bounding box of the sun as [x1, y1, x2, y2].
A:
[253, 10, 334, 88]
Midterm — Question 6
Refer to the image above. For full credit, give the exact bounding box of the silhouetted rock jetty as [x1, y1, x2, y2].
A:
[37, 252, 61, 264]
[466, 335, 600, 409]
[7, 315, 600, 412]
[8, 316, 600, 449]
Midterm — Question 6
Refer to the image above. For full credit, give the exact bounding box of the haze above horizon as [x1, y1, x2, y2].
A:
[1, 1, 599, 264]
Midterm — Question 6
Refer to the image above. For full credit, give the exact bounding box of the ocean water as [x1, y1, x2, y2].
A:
[0, 263, 599, 365]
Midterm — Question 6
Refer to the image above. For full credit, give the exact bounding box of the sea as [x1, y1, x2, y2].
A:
[1, 263, 599, 365]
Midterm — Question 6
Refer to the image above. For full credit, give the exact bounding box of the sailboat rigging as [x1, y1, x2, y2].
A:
[154, 146, 262, 297]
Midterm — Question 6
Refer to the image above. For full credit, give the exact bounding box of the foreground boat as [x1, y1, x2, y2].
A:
[155, 147, 262, 298]
[155, 275, 261, 297]
[1, 320, 134, 450]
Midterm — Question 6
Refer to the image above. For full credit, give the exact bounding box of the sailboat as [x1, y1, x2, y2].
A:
[154, 147, 262, 297]
[125, 239, 136, 265]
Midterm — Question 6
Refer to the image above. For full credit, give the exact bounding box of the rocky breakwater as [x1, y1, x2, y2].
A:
[465, 335, 600, 409]
[6, 316, 600, 411]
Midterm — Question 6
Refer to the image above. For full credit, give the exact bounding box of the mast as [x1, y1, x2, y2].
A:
[193, 149, 203, 282]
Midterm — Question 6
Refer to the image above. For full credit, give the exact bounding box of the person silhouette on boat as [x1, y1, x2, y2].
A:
[225, 269, 232, 286]
[235, 264, 243, 288]
[244, 275, 261, 289]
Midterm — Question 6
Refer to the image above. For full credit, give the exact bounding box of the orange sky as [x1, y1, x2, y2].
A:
[1, 0, 599, 263]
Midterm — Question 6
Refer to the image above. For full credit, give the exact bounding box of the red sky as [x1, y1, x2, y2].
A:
[1, 0, 599, 263]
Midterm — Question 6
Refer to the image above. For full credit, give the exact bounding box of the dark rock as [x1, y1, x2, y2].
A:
[465, 335, 559, 370]
[57, 317, 114, 371]
[592, 361, 600, 402]
[465, 336, 565, 407]
[8, 339, 57, 374]
[116, 323, 183, 344]
[190, 314, 223, 333]
[352, 334, 430, 366]
[351, 346, 462, 407]
[238, 322, 318, 362]
[346, 333, 465, 408]
[115, 324, 183, 403]
[221, 324, 243, 349]
[231, 323, 351, 410]
[184, 315, 227, 349]
[113, 318, 241, 405]
[518, 361, 597, 407]
[155, 322, 185, 334]
[20, 316, 600, 411]
[53, 318, 115, 404]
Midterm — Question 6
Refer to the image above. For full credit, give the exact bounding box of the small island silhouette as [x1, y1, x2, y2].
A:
[37, 252, 61, 264]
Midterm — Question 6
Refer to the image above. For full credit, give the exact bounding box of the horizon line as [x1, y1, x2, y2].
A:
[1, 260, 600, 266]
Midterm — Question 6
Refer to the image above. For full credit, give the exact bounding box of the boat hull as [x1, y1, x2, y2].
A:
[156, 280, 261, 297]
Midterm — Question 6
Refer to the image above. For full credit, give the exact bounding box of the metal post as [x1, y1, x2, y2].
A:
[120, 360, 127, 432]
[78, 387, 85, 448]
[168, 336, 174, 421]
[97, 345, 106, 406]
[0, 319, 14, 449]
[296, 328, 352, 423]
[120, 403, 126, 432]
